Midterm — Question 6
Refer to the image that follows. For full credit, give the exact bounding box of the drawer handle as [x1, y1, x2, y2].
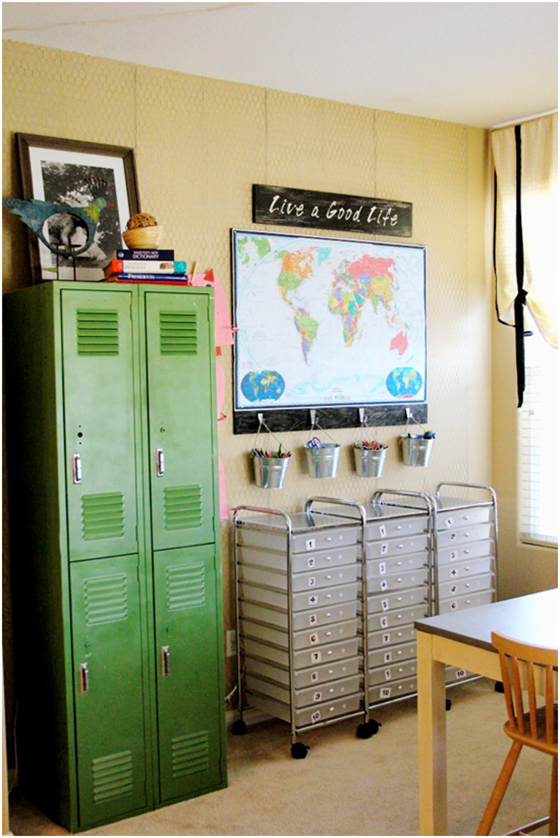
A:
[326, 631, 332, 637]
[79, 662, 89, 694]
[396, 525, 402, 531]
[463, 532, 470, 538]
[326, 612, 331, 617]
[326, 556, 332, 561]
[465, 566, 470, 571]
[72, 453, 82, 484]
[397, 544, 403, 549]
[463, 515, 469, 521]
[397, 578, 402, 583]
[326, 575, 332, 580]
[464, 550, 470, 555]
[325, 537, 332, 543]
[396, 561, 402, 567]
[465, 583, 471, 588]
[396, 597, 402, 602]
[328, 669, 333, 675]
[326, 594, 332, 599]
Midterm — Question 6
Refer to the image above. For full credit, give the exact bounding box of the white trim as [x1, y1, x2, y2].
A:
[491, 109, 558, 130]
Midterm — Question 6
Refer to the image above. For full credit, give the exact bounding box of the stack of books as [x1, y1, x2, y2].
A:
[103, 248, 190, 284]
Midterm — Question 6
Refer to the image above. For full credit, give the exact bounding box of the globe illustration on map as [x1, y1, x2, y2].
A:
[241, 370, 286, 402]
[386, 367, 423, 398]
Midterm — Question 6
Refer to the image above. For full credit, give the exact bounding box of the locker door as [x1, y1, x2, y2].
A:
[70, 556, 148, 827]
[61, 289, 139, 561]
[153, 546, 223, 802]
[144, 291, 215, 551]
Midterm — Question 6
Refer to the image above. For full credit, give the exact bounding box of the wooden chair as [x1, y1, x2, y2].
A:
[477, 631, 558, 836]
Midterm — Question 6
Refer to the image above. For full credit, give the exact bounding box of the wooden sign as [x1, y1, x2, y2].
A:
[253, 184, 412, 237]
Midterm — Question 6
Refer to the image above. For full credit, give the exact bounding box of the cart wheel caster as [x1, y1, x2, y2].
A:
[291, 742, 310, 759]
[231, 719, 248, 735]
[356, 719, 381, 739]
[495, 681, 504, 694]
[445, 698, 452, 711]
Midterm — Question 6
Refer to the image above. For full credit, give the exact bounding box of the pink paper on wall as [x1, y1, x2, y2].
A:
[191, 270, 234, 347]
[215, 359, 226, 421]
[218, 457, 228, 519]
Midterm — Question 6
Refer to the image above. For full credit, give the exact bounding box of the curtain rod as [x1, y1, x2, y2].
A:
[491, 109, 557, 130]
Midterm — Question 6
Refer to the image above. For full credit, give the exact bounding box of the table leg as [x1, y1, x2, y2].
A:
[417, 630, 448, 836]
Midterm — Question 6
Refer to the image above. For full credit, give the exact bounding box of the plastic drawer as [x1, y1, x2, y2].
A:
[247, 690, 362, 727]
[438, 572, 495, 601]
[369, 658, 417, 686]
[367, 567, 429, 595]
[366, 586, 427, 615]
[367, 640, 417, 670]
[241, 618, 358, 652]
[437, 556, 495, 582]
[240, 600, 357, 631]
[437, 523, 493, 548]
[367, 551, 427, 578]
[236, 523, 360, 554]
[438, 589, 495, 614]
[239, 581, 359, 613]
[367, 602, 430, 632]
[437, 505, 492, 531]
[236, 542, 359, 574]
[368, 624, 417, 650]
[446, 665, 475, 683]
[245, 673, 362, 709]
[365, 534, 429, 560]
[365, 515, 428, 541]
[243, 654, 361, 690]
[369, 675, 417, 704]
[242, 636, 360, 671]
[237, 562, 358, 592]
[437, 540, 494, 565]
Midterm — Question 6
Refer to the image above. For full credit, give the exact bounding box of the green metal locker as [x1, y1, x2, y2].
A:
[3, 281, 227, 833]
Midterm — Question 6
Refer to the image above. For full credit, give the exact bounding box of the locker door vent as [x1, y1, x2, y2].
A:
[82, 493, 125, 540]
[171, 731, 209, 779]
[84, 573, 128, 625]
[166, 563, 205, 611]
[76, 309, 120, 355]
[163, 485, 202, 530]
[159, 311, 198, 355]
[92, 750, 134, 802]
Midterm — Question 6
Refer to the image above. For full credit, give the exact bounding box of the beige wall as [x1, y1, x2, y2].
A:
[4, 40, 545, 749]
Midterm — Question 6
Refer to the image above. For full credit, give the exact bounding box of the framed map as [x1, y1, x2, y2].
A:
[232, 229, 427, 434]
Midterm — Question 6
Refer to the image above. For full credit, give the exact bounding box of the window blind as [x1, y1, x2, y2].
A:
[518, 331, 558, 547]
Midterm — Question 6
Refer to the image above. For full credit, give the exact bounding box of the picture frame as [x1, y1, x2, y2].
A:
[16, 133, 140, 283]
[231, 228, 428, 434]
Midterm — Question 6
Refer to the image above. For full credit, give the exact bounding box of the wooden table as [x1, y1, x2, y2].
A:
[415, 589, 558, 836]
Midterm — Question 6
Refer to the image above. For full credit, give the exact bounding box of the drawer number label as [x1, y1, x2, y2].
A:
[382, 632, 391, 644]
[307, 557, 316, 568]
[384, 651, 392, 663]
[306, 539, 316, 551]
[311, 671, 319, 682]
[381, 598, 390, 612]
[450, 550, 458, 561]
[450, 584, 458, 594]
[379, 525, 387, 538]
[450, 568, 458, 577]
[308, 595, 318, 605]
[379, 562, 387, 575]
[311, 711, 321, 724]
[450, 600, 459, 610]
[445, 517, 453, 528]
[384, 668, 392, 681]
[308, 577, 316, 587]
[309, 614, 317, 625]
[380, 616, 389, 628]
[309, 633, 319, 645]
[380, 579, 388, 592]
[313, 692, 323, 702]
[455, 669, 466, 679]
[311, 651, 322, 663]
[380, 687, 391, 699]
[381, 543, 389, 555]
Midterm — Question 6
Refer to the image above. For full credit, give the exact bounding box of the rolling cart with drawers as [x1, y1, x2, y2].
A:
[231, 500, 379, 758]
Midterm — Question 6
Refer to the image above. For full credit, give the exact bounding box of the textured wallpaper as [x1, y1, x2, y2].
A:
[2, 40, 492, 714]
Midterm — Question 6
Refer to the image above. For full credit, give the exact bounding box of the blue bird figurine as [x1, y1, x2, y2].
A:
[3, 178, 109, 260]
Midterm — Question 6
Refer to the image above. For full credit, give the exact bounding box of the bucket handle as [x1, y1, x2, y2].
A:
[253, 413, 287, 458]
[307, 409, 338, 445]
[405, 406, 427, 437]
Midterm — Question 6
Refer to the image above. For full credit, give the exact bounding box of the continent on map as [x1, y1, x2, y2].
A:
[276, 248, 319, 364]
[390, 331, 408, 356]
[328, 255, 398, 346]
[386, 367, 423, 398]
[240, 370, 285, 403]
[238, 235, 272, 265]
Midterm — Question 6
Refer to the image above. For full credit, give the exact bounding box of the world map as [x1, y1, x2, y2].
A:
[233, 230, 426, 410]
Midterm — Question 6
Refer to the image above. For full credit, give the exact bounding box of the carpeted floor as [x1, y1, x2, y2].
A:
[7, 679, 552, 836]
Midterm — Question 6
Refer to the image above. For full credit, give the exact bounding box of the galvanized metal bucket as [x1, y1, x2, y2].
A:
[353, 445, 388, 478]
[400, 436, 433, 468]
[252, 454, 291, 489]
[305, 443, 340, 478]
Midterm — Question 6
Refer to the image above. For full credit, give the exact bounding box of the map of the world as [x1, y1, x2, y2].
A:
[233, 230, 427, 411]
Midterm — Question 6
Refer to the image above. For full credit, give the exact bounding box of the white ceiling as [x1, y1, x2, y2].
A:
[2, 1, 558, 128]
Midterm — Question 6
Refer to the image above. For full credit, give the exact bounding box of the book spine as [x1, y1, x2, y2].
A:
[115, 249, 175, 260]
[106, 277, 192, 285]
[105, 260, 187, 277]
[107, 273, 190, 281]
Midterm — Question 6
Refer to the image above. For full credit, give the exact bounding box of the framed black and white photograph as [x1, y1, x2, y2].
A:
[17, 133, 140, 282]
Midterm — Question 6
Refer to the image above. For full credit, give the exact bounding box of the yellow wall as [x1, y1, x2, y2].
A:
[3, 40, 519, 738]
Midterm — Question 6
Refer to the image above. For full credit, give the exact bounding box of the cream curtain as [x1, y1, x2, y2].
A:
[491, 113, 558, 405]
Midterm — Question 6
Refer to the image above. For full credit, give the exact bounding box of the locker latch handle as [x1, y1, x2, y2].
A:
[161, 645, 171, 677]
[80, 663, 89, 694]
[156, 448, 165, 477]
[73, 453, 82, 484]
